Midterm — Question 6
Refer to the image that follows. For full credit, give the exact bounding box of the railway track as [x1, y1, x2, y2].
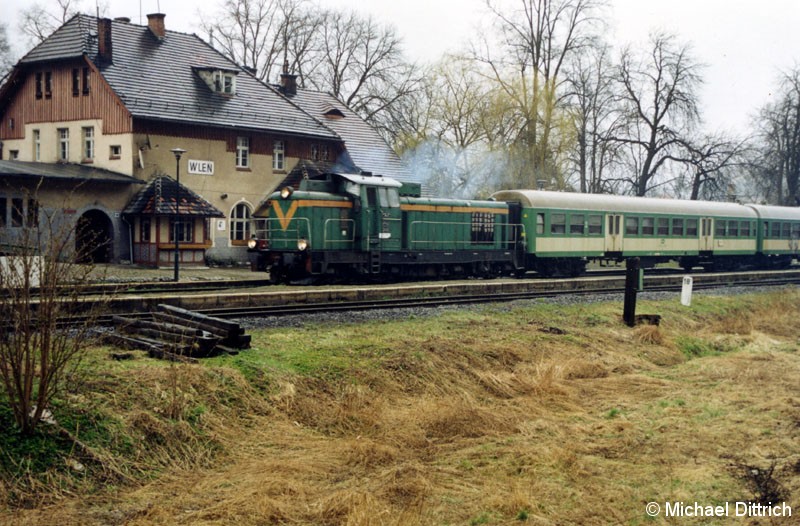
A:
[83, 270, 800, 324]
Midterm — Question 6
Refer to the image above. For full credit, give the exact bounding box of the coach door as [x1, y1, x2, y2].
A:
[605, 214, 623, 253]
[700, 217, 714, 251]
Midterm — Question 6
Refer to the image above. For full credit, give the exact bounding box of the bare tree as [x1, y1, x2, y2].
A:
[201, 0, 315, 83]
[0, 23, 13, 82]
[676, 133, 749, 200]
[307, 9, 419, 130]
[0, 188, 107, 436]
[612, 32, 703, 196]
[750, 67, 800, 205]
[564, 42, 626, 193]
[473, 0, 604, 189]
[19, 0, 99, 45]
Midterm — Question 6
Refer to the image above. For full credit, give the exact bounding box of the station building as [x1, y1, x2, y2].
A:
[0, 13, 413, 265]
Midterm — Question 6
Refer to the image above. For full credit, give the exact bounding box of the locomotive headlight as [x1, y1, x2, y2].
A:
[280, 186, 294, 199]
[247, 238, 257, 249]
[297, 238, 309, 251]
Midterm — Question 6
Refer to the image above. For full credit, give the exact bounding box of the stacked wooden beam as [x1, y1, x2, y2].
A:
[101, 305, 250, 361]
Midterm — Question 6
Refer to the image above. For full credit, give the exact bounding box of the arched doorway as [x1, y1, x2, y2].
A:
[76, 210, 113, 263]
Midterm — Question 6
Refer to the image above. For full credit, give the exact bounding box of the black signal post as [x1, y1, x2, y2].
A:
[171, 148, 187, 282]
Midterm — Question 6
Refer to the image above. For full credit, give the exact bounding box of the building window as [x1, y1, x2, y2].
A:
[82, 67, 90, 95]
[11, 198, 23, 227]
[213, 71, 236, 94]
[110, 145, 121, 159]
[35, 72, 43, 99]
[27, 199, 39, 227]
[72, 69, 80, 96]
[273, 140, 285, 170]
[236, 136, 250, 168]
[140, 217, 151, 242]
[0, 198, 5, 228]
[45, 72, 52, 98]
[311, 144, 330, 162]
[58, 128, 69, 161]
[33, 129, 41, 161]
[82, 126, 94, 161]
[169, 218, 193, 243]
[230, 203, 251, 242]
[9, 150, 18, 160]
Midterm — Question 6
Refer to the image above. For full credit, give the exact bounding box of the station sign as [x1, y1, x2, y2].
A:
[188, 159, 214, 175]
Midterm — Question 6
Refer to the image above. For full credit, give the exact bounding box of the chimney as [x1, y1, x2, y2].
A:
[147, 13, 166, 40]
[97, 18, 113, 62]
[280, 60, 297, 95]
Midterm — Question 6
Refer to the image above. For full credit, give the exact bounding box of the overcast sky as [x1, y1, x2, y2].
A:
[5, 0, 800, 136]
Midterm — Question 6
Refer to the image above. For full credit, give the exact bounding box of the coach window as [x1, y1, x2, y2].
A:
[781, 222, 791, 238]
[642, 217, 654, 236]
[715, 220, 726, 237]
[686, 219, 698, 237]
[771, 222, 781, 238]
[671, 218, 684, 236]
[728, 221, 739, 237]
[657, 218, 669, 236]
[550, 213, 566, 235]
[570, 214, 585, 235]
[588, 215, 602, 235]
[625, 217, 639, 236]
[536, 213, 545, 235]
[740, 221, 751, 237]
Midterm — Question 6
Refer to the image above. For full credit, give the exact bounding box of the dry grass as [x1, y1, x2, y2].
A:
[3, 289, 800, 525]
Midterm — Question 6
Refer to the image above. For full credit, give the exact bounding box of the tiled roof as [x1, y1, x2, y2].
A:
[21, 15, 340, 140]
[123, 176, 224, 217]
[0, 160, 144, 184]
[282, 89, 418, 184]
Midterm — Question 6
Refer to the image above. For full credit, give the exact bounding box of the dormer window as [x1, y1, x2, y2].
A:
[194, 67, 239, 95]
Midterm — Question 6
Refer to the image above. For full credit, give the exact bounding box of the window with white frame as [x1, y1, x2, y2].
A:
[58, 128, 69, 161]
[82, 126, 94, 161]
[230, 203, 251, 242]
[169, 218, 193, 242]
[236, 136, 250, 168]
[33, 130, 40, 161]
[273, 140, 285, 170]
[213, 71, 236, 95]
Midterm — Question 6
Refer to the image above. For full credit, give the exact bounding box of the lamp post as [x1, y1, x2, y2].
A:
[171, 148, 187, 282]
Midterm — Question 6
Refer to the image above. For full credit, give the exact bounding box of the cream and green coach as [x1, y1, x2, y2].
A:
[492, 190, 767, 276]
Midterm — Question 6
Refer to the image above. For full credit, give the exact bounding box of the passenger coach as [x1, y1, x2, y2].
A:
[491, 190, 763, 275]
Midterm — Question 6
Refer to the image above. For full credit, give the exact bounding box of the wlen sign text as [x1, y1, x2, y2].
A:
[188, 160, 214, 175]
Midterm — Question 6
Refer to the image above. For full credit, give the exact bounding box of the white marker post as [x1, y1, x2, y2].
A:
[680, 276, 693, 306]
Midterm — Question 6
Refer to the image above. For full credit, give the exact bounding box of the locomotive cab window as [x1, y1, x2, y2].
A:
[378, 187, 400, 208]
